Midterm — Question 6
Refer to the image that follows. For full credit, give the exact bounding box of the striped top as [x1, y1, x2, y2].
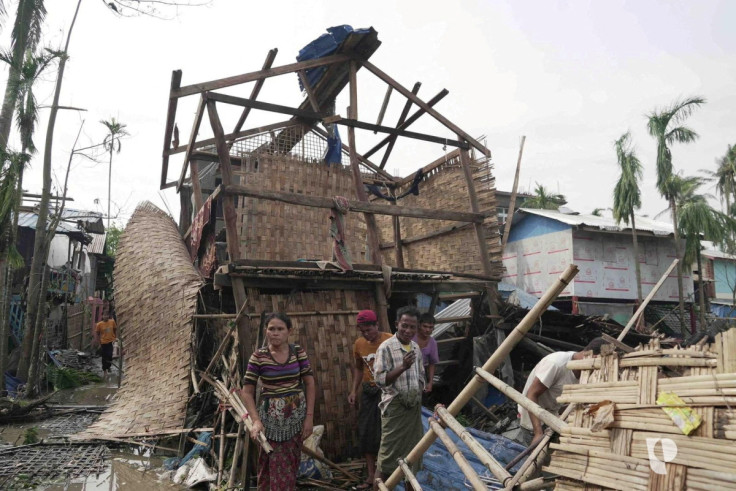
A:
[244, 344, 313, 397]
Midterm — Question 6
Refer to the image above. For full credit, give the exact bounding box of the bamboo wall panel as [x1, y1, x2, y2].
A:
[243, 288, 376, 458]
[233, 154, 367, 262]
[546, 327, 736, 490]
[375, 156, 502, 278]
[80, 202, 202, 438]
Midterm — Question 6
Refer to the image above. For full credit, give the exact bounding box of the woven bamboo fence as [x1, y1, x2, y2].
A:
[375, 153, 503, 278]
[545, 327, 736, 490]
[233, 154, 368, 262]
[80, 202, 202, 439]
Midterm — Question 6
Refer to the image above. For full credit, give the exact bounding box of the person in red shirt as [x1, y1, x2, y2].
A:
[95, 311, 117, 377]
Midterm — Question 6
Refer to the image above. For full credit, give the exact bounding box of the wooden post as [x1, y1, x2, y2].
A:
[617, 259, 678, 341]
[384, 265, 579, 488]
[345, 60, 391, 332]
[391, 188, 404, 268]
[501, 136, 525, 250]
[206, 99, 253, 358]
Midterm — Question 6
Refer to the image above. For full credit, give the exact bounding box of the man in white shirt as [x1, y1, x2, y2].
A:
[518, 337, 605, 446]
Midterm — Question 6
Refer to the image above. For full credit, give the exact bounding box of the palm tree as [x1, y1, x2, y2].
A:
[0, 0, 46, 149]
[612, 131, 644, 304]
[100, 117, 129, 229]
[675, 175, 736, 327]
[647, 96, 705, 333]
[704, 144, 736, 252]
[523, 183, 567, 210]
[591, 208, 605, 217]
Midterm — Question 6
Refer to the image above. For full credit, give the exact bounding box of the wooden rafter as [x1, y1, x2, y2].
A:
[208, 92, 322, 120]
[229, 49, 278, 140]
[177, 93, 207, 197]
[167, 119, 298, 157]
[360, 59, 491, 158]
[174, 54, 351, 98]
[366, 82, 419, 161]
[297, 69, 321, 113]
[326, 116, 469, 149]
[161, 70, 182, 189]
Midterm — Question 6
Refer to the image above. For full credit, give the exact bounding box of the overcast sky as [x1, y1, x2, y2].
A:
[8, 0, 736, 228]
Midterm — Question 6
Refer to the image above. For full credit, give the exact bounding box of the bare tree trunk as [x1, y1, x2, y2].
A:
[630, 213, 643, 304]
[670, 197, 686, 335]
[25, 265, 48, 397]
[17, 0, 82, 382]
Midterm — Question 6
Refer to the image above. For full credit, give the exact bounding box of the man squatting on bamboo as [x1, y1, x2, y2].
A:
[516, 337, 605, 446]
[373, 306, 425, 488]
[348, 310, 393, 490]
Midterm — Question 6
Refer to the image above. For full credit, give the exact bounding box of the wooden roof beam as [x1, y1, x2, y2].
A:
[173, 53, 351, 98]
[161, 69, 182, 189]
[229, 48, 278, 139]
[177, 92, 207, 193]
[325, 115, 469, 149]
[167, 119, 298, 157]
[208, 92, 322, 120]
[360, 59, 491, 158]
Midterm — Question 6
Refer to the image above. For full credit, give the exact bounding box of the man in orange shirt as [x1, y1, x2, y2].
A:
[95, 311, 117, 377]
[348, 310, 392, 490]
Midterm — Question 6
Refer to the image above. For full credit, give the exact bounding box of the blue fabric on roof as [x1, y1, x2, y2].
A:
[297, 25, 371, 91]
[396, 407, 526, 490]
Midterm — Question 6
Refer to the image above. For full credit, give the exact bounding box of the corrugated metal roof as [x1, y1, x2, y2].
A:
[517, 208, 674, 236]
[17, 212, 82, 234]
[87, 233, 107, 254]
[700, 241, 736, 261]
[17, 208, 104, 235]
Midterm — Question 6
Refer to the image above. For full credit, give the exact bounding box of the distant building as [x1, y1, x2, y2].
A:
[699, 243, 736, 318]
[502, 208, 691, 324]
[495, 190, 532, 224]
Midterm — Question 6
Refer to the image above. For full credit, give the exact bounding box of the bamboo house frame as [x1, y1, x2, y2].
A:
[155, 27, 505, 459]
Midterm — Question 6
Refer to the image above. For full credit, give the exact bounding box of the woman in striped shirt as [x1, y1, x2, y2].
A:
[240, 313, 316, 490]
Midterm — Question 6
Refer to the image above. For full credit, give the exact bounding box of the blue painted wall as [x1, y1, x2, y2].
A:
[714, 259, 736, 298]
[507, 213, 571, 243]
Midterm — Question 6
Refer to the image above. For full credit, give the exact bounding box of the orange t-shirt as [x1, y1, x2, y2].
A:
[353, 332, 392, 384]
[96, 319, 117, 345]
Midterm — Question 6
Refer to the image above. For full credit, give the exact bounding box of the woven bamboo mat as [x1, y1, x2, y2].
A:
[79, 202, 202, 439]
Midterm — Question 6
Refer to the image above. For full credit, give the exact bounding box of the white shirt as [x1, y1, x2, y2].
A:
[519, 351, 578, 430]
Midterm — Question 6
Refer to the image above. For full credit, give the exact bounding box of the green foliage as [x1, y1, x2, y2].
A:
[591, 208, 605, 217]
[105, 224, 123, 257]
[612, 131, 643, 225]
[47, 367, 102, 390]
[523, 183, 567, 210]
[22, 426, 39, 444]
[455, 413, 471, 427]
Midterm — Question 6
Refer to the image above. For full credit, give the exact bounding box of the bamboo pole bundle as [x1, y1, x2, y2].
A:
[474, 368, 567, 433]
[567, 357, 718, 370]
[622, 349, 717, 359]
[397, 458, 422, 490]
[435, 406, 512, 483]
[543, 453, 649, 491]
[199, 372, 273, 453]
[383, 264, 579, 489]
[428, 418, 486, 491]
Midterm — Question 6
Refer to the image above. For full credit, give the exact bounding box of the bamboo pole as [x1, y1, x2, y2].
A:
[227, 422, 244, 489]
[617, 259, 678, 341]
[375, 478, 390, 491]
[397, 458, 422, 490]
[501, 135, 526, 251]
[384, 264, 579, 489]
[474, 368, 567, 433]
[428, 418, 486, 491]
[436, 406, 512, 483]
[217, 410, 226, 483]
[504, 405, 576, 489]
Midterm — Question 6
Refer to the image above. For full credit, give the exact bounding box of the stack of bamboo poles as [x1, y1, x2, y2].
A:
[545, 327, 736, 491]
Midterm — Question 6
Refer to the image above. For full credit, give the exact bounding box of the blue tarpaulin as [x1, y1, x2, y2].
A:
[296, 25, 371, 91]
[397, 407, 526, 490]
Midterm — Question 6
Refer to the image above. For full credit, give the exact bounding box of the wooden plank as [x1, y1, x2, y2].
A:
[601, 333, 634, 353]
[167, 120, 298, 156]
[361, 60, 491, 158]
[618, 259, 678, 340]
[375, 85, 393, 130]
[297, 69, 321, 112]
[177, 93, 207, 209]
[174, 53, 351, 98]
[330, 116, 469, 148]
[222, 184, 486, 223]
[207, 92, 322, 120]
[392, 201, 404, 268]
[161, 69, 182, 189]
[230, 48, 278, 139]
[372, 81, 419, 167]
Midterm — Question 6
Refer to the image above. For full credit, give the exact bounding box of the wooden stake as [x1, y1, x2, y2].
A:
[617, 259, 678, 341]
[384, 264, 579, 489]
[501, 135, 525, 251]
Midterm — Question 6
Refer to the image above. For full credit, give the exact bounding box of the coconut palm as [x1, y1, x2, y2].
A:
[647, 96, 705, 332]
[612, 131, 644, 303]
[675, 175, 736, 326]
[100, 117, 129, 229]
[523, 183, 567, 210]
